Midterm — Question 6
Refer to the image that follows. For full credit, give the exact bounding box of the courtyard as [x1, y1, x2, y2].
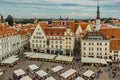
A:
[0, 50, 120, 80]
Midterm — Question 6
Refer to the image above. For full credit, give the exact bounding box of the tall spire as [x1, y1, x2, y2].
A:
[96, 1, 100, 19]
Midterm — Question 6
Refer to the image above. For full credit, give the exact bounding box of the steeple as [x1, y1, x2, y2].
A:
[96, 2, 100, 19]
[96, 1, 101, 31]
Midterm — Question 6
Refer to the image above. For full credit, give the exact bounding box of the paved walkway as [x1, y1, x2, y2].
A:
[0, 51, 120, 80]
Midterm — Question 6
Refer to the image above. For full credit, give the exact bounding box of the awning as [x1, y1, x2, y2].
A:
[75, 76, 85, 80]
[20, 76, 32, 80]
[45, 76, 56, 80]
[81, 57, 107, 64]
[28, 64, 39, 71]
[61, 69, 76, 79]
[14, 69, 25, 77]
[105, 59, 112, 62]
[36, 70, 47, 77]
[51, 66, 63, 73]
[83, 70, 94, 78]
[55, 55, 73, 62]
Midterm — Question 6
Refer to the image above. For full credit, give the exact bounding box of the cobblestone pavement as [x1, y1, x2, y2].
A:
[0, 51, 120, 80]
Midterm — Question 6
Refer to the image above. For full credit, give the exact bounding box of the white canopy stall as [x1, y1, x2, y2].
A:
[36, 70, 47, 78]
[30, 53, 56, 60]
[14, 69, 25, 77]
[45, 76, 56, 80]
[81, 57, 107, 64]
[0, 69, 3, 76]
[20, 76, 32, 80]
[75, 76, 85, 80]
[1, 56, 19, 66]
[83, 70, 94, 78]
[51, 66, 63, 73]
[55, 55, 73, 63]
[60, 69, 76, 80]
[28, 64, 39, 71]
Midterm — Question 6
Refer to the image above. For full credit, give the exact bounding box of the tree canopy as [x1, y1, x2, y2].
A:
[5, 15, 13, 26]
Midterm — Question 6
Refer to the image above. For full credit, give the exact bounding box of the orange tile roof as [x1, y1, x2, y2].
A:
[100, 28, 120, 39]
[0, 28, 18, 36]
[83, 31, 108, 40]
[79, 23, 88, 30]
[110, 40, 120, 50]
[44, 27, 66, 36]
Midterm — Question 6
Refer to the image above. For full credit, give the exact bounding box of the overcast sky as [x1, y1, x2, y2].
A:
[0, 0, 120, 19]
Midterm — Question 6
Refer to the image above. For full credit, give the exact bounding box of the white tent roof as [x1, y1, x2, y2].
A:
[14, 69, 25, 77]
[0, 72, 3, 76]
[55, 55, 73, 62]
[75, 76, 85, 80]
[1, 56, 19, 64]
[105, 59, 112, 62]
[101, 59, 108, 64]
[45, 76, 56, 80]
[36, 70, 47, 77]
[51, 66, 63, 73]
[20, 76, 32, 80]
[81, 57, 107, 64]
[61, 69, 76, 79]
[25, 53, 56, 60]
[24, 52, 34, 57]
[28, 64, 39, 71]
[83, 70, 94, 78]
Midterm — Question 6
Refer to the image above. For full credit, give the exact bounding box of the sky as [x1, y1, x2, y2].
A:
[0, 0, 120, 19]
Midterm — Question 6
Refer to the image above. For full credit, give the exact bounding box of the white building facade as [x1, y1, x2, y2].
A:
[81, 32, 110, 59]
[0, 29, 21, 61]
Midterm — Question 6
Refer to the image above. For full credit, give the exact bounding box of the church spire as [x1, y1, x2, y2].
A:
[96, 1, 100, 19]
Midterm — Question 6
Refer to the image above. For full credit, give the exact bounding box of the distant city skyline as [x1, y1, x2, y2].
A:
[0, 0, 120, 19]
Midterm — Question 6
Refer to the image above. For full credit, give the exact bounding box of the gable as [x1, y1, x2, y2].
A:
[86, 25, 93, 32]
[30, 23, 47, 42]
[75, 25, 83, 35]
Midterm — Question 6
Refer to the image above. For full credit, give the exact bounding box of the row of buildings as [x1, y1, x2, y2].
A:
[0, 4, 120, 63]
[29, 4, 120, 61]
[0, 17, 37, 61]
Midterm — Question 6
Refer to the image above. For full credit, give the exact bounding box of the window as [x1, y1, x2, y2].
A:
[60, 45, 62, 49]
[43, 45, 45, 48]
[89, 47, 91, 50]
[43, 40, 45, 43]
[89, 43, 91, 45]
[39, 40, 41, 43]
[100, 43, 102, 46]
[56, 41, 58, 44]
[97, 43, 99, 45]
[105, 48, 107, 51]
[32, 40, 34, 43]
[69, 38, 71, 40]
[51, 41, 54, 44]
[84, 53, 86, 55]
[92, 43, 94, 45]
[36, 40, 38, 43]
[105, 43, 107, 46]
[42, 36, 44, 39]
[97, 48, 99, 51]
[105, 53, 107, 55]
[84, 43, 86, 45]
[51, 45, 53, 48]
[56, 45, 58, 48]
[84, 47, 86, 50]
[60, 41, 62, 44]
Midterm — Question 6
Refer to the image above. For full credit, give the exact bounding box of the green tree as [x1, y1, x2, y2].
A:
[5, 15, 13, 26]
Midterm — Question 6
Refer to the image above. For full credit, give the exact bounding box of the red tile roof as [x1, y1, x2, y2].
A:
[110, 40, 120, 50]
[100, 28, 120, 39]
